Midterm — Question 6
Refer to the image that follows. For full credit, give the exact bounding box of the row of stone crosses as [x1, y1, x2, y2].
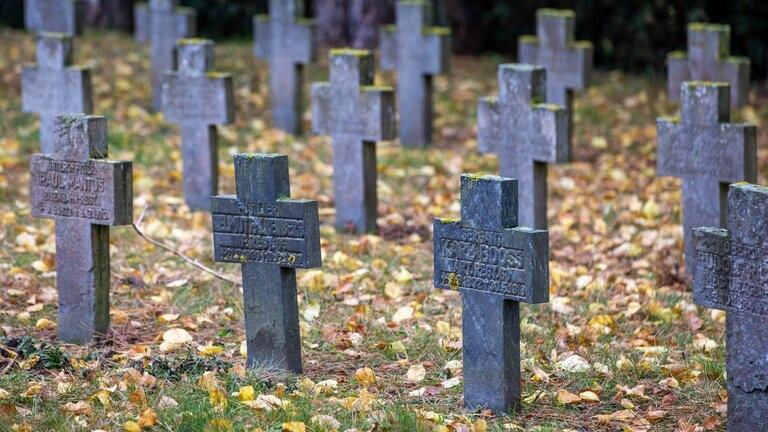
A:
[21, 0, 767, 428]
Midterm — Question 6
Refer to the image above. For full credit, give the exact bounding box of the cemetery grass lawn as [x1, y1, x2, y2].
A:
[1, 28, 767, 431]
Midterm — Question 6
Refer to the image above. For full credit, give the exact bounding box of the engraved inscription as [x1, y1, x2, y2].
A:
[660, 124, 737, 178]
[31, 158, 112, 221]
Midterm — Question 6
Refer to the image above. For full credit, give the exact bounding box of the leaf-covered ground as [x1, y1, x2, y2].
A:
[1, 28, 767, 432]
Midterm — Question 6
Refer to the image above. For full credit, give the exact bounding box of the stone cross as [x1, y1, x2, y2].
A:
[136, 0, 196, 110]
[311, 50, 396, 234]
[380, 0, 450, 148]
[668, 23, 751, 108]
[434, 174, 549, 413]
[254, 0, 318, 135]
[162, 39, 234, 212]
[22, 33, 93, 154]
[657, 82, 756, 273]
[518, 8, 593, 108]
[24, 0, 85, 36]
[477, 64, 569, 230]
[134, 3, 150, 44]
[212, 153, 322, 372]
[30, 114, 133, 344]
[693, 183, 768, 431]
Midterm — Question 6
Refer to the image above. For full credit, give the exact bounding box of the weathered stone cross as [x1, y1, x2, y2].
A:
[518, 8, 593, 108]
[434, 174, 549, 413]
[311, 50, 396, 233]
[30, 114, 133, 344]
[657, 82, 756, 273]
[478, 64, 569, 230]
[693, 183, 768, 430]
[22, 33, 93, 154]
[135, 0, 196, 110]
[667, 23, 751, 108]
[254, 0, 317, 135]
[380, 0, 450, 148]
[212, 153, 322, 372]
[162, 39, 234, 212]
[24, 0, 85, 36]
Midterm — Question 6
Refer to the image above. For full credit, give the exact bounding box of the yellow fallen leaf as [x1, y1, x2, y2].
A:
[557, 389, 582, 404]
[158, 314, 179, 323]
[124, 421, 141, 432]
[384, 282, 403, 300]
[61, 401, 92, 415]
[579, 391, 600, 402]
[162, 328, 193, 344]
[406, 364, 426, 382]
[0, 388, 9, 399]
[282, 422, 306, 432]
[23, 384, 41, 397]
[355, 367, 376, 386]
[557, 354, 591, 372]
[392, 267, 413, 283]
[206, 418, 234, 432]
[197, 344, 224, 357]
[595, 409, 636, 422]
[138, 408, 157, 427]
[93, 389, 111, 407]
[34, 318, 55, 330]
[198, 371, 221, 392]
[209, 390, 228, 411]
[392, 306, 414, 324]
[310, 414, 341, 430]
[241, 395, 283, 411]
[238, 386, 255, 402]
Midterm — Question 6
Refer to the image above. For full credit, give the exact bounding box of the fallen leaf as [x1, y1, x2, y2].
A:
[138, 408, 157, 427]
[282, 422, 306, 432]
[557, 354, 591, 372]
[61, 401, 91, 415]
[406, 364, 427, 382]
[355, 367, 377, 386]
[557, 389, 582, 404]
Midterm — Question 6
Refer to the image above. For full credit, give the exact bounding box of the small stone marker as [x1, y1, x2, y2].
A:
[434, 174, 549, 413]
[518, 8, 593, 107]
[477, 64, 569, 229]
[24, 0, 85, 36]
[22, 33, 93, 154]
[212, 153, 322, 372]
[693, 183, 768, 431]
[254, 0, 318, 134]
[162, 39, 234, 212]
[380, 0, 450, 148]
[311, 49, 396, 233]
[136, 0, 196, 110]
[657, 82, 756, 273]
[30, 114, 133, 344]
[668, 23, 751, 108]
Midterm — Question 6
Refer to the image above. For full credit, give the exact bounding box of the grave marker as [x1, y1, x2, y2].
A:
[693, 183, 768, 430]
[518, 9, 593, 108]
[22, 33, 93, 154]
[477, 64, 569, 229]
[311, 50, 396, 233]
[254, 0, 318, 134]
[212, 153, 321, 372]
[657, 82, 756, 273]
[668, 23, 751, 108]
[30, 114, 133, 344]
[380, 0, 450, 148]
[162, 39, 234, 212]
[135, 0, 196, 110]
[434, 174, 549, 413]
[134, 3, 150, 44]
[24, 0, 85, 36]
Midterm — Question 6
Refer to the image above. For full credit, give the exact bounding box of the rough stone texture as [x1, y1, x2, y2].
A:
[692, 183, 768, 431]
[668, 23, 751, 109]
[22, 34, 93, 154]
[162, 40, 234, 212]
[212, 153, 321, 372]
[24, 0, 85, 36]
[311, 50, 396, 234]
[434, 174, 549, 413]
[657, 82, 756, 273]
[254, 0, 318, 135]
[30, 114, 133, 344]
[477, 64, 569, 229]
[136, 0, 196, 111]
[380, 1, 450, 148]
[518, 8, 593, 108]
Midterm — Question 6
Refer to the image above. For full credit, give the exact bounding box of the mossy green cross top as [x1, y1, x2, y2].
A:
[434, 174, 549, 413]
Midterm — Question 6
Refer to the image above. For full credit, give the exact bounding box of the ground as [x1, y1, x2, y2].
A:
[1, 28, 767, 432]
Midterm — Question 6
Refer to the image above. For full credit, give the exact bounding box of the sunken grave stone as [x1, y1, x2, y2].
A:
[24, 0, 85, 36]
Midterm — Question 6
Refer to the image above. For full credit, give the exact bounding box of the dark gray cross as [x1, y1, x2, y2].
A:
[311, 50, 396, 234]
[22, 33, 93, 154]
[477, 64, 569, 230]
[434, 174, 549, 413]
[668, 23, 751, 109]
[30, 114, 133, 344]
[380, 0, 450, 148]
[162, 39, 234, 212]
[657, 82, 756, 273]
[693, 183, 768, 430]
[212, 153, 322, 372]
[518, 8, 593, 108]
[136, 0, 196, 110]
[254, 0, 318, 135]
[24, 0, 85, 36]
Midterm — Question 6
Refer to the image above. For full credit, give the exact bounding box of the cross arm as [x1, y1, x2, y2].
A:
[565, 43, 593, 89]
[134, 3, 150, 44]
[433, 219, 550, 303]
[721, 56, 751, 107]
[253, 15, 271, 59]
[379, 25, 397, 72]
[421, 28, 451, 76]
[360, 86, 396, 142]
[30, 156, 133, 226]
[22, 66, 93, 115]
[531, 103, 570, 163]
[285, 21, 318, 64]
[719, 124, 757, 183]
[310, 82, 332, 136]
[656, 117, 685, 178]
[692, 227, 731, 312]
[517, 36, 540, 65]
[162, 74, 234, 125]
[666, 52, 691, 102]
[477, 96, 502, 155]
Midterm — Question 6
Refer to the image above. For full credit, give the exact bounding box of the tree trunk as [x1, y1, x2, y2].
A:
[312, 0, 395, 49]
[85, 0, 136, 31]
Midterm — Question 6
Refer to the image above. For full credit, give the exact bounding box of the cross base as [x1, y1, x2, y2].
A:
[726, 311, 768, 431]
